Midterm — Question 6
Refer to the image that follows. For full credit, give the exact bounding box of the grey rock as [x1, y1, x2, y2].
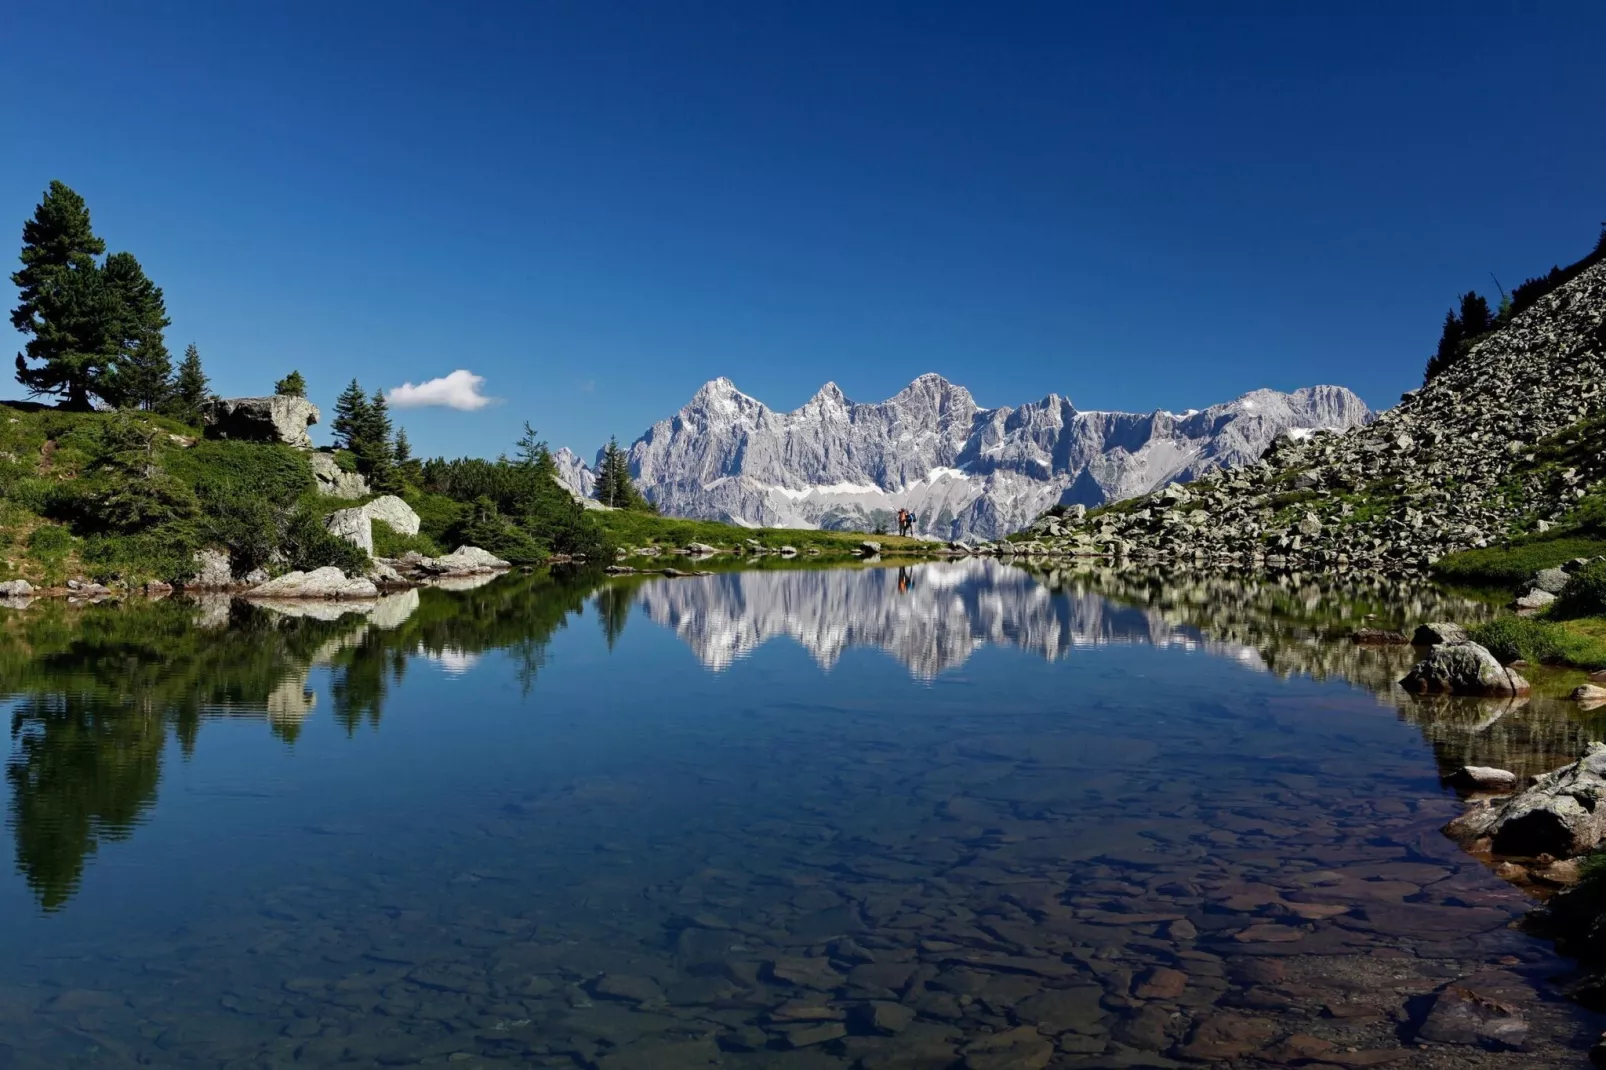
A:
[1514, 589, 1557, 611]
[1447, 742, 1606, 858]
[364, 495, 420, 537]
[309, 452, 369, 499]
[435, 545, 510, 572]
[202, 395, 320, 448]
[190, 548, 234, 588]
[1413, 621, 1471, 647]
[1400, 642, 1530, 697]
[1533, 567, 1572, 594]
[685, 542, 718, 554]
[324, 507, 374, 556]
[1446, 766, 1520, 792]
[248, 567, 378, 600]
[0, 579, 35, 597]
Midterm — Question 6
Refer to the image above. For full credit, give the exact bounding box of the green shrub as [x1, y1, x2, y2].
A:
[80, 531, 198, 584]
[333, 449, 358, 473]
[1556, 560, 1606, 619]
[403, 491, 463, 547]
[283, 511, 371, 574]
[25, 525, 74, 583]
[454, 511, 548, 566]
[372, 520, 440, 559]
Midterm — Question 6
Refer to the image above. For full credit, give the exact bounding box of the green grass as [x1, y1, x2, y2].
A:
[593, 509, 933, 556]
[1469, 615, 1606, 669]
[1433, 536, 1606, 588]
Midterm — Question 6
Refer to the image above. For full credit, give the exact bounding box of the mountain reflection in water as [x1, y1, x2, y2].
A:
[3, 560, 1600, 916]
[5, 559, 1606, 1066]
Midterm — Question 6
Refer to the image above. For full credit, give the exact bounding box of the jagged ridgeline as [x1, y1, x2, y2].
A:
[1031, 238, 1606, 577]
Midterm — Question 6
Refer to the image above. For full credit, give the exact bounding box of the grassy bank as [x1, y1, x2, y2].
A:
[0, 403, 927, 586]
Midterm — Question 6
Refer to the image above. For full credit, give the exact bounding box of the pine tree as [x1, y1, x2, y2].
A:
[515, 421, 547, 468]
[332, 379, 369, 452]
[393, 426, 422, 486]
[164, 343, 211, 426]
[1458, 290, 1493, 337]
[274, 370, 307, 397]
[11, 181, 111, 408]
[100, 251, 171, 410]
[594, 438, 625, 508]
[593, 437, 651, 511]
[358, 389, 396, 488]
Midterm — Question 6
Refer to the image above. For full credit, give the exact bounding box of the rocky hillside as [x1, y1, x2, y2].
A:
[559, 375, 1369, 542]
[1029, 261, 1606, 576]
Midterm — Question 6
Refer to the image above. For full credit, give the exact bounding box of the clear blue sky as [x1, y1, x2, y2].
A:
[2, 2, 1601, 461]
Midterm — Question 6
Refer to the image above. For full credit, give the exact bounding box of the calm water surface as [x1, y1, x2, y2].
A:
[2, 561, 1603, 1068]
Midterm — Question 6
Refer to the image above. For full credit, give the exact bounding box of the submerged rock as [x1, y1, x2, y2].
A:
[1445, 766, 1520, 793]
[1416, 985, 1530, 1051]
[1399, 642, 1530, 697]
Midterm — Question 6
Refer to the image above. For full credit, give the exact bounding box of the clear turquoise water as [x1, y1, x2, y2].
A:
[1, 562, 1600, 1067]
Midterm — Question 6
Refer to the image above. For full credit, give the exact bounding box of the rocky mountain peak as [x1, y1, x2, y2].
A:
[553, 373, 1373, 541]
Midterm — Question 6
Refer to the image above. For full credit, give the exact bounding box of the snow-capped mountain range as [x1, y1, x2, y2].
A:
[556, 374, 1371, 541]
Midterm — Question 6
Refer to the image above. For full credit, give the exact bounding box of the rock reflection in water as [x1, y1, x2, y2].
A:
[1, 562, 1604, 1067]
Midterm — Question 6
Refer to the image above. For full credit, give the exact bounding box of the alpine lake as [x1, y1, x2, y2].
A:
[3, 558, 1605, 1069]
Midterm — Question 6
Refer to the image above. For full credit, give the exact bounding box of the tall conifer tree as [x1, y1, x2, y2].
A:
[101, 251, 172, 410]
[11, 181, 112, 408]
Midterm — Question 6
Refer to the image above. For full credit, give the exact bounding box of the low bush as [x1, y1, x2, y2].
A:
[282, 511, 371, 574]
[372, 520, 440, 559]
[1556, 560, 1606, 619]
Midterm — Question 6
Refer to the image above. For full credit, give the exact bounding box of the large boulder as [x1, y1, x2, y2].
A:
[202, 396, 320, 449]
[1446, 743, 1606, 858]
[323, 496, 422, 556]
[1532, 567, 1572, 594]
[324, 507, 373, 556]
[0, 579, 35, 598]
[309, 453, 369, 499]
[1400, 642, 1530, 697]
[435, 545, 509, 572]
[248, 567, 378, 600]
[366, 495, 421, 536]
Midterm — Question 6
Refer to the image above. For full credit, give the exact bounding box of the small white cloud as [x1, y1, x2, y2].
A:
[386, 369, 497, 411]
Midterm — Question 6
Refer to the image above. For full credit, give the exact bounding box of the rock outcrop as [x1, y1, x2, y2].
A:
[310, 453, 369, 499]
[247, 567, 378, 600]
[202, 396, 320, 449]
[556, 375, 1369, 542]
[382, 546, 511, 580]
[1032, 259, 1606, 574]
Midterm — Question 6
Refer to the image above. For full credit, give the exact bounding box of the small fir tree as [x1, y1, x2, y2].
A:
[515, 421, 547, 468]
[331, 379, 369, 452]
[164, 343, 211, 426]
[393, 426, 422, 486]
[274, 370, 307, 397]
[1458, 290, 1493, 337]
[357, 389, 397, 488]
